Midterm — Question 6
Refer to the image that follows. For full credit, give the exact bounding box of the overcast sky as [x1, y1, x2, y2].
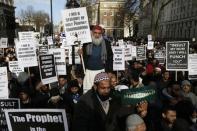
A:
[14, 0, 67, 25]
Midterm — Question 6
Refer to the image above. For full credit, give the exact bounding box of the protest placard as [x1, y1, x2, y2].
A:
[131, 46, 136, 58]
[147, 34, 152, 41]
[188, 54, 197, 80]
[136, 46, 146, 61]
[9, 61, 24, 76]
[39, 45, 49, 55]
[62, 7, 92, 45]
[124, 45, 132, 61]
[39, 54, 58, 84]
[112, 47, 125, 71]
[18, 32, 34, 42]
[15, 40, 38, 68]
[0, 67, 8, 99]
[120, 86, 156, 105]
[4, 109, 68, 131]
[147, 41, 154, 50]
[49, 48, 67, 75]
[0, 99, 20, 131]
[166, 41, 189, 71]
[0, 38, 8, 48]
[47, 36, 53, 45]
[154, 50, 165, 65]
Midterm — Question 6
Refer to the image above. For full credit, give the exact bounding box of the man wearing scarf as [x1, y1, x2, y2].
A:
[81, 25, 113, 93]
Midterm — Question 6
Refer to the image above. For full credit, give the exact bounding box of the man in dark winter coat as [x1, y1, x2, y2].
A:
[72, 72, 120, 131]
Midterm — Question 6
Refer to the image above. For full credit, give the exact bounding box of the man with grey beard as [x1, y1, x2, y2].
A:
[80, 25, 113, 93]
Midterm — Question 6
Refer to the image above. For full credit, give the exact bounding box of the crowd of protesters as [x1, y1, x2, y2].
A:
[0, 25, 197, 131]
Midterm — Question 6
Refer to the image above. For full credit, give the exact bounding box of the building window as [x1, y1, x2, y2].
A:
[109, 12, 114, 16]
[103, 12, 107, 16]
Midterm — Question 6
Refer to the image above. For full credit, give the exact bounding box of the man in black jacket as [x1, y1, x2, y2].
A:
[80, 25, 113, 92]
[73, 72, 120, 131]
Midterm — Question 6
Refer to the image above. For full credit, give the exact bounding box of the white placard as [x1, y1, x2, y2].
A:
[118, 39, 124, 46]
[9, 61, 24, 76]
[112, 47, 125, 71]
[148, 34, 152, 41]
[188, 54, 197, 79]
[62, 7, 92, 45]
[147, 41, 154, 50]
[0, 38, 8, 48]
[18, 32, 34, 42]
[131, 46, 137, 57]
[0, 67, 8, 99]
[68, 46, 81, 64]
[125, 45, 132, 61]
[47, 36, 53, 45]
[49, 48, 67, 75]
[15, 41, 38, 68]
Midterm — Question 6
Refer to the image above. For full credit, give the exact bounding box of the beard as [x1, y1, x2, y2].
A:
[92, 35, 103, 46]
[96, 90, 110, 101]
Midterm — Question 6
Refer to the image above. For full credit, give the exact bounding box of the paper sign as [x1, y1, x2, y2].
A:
[62, 7, 92, 45]
[39, 54, 58, 84]
[188, 54, 197, 80]
[9, 61, 24, 76]
[4, 109, 68, 131]
[15, 41, 38, 68]
[0, 99, 20, 131]
[124, 45, 132, 61]
[0, 38, 8, 48]
[136, 46, 146, 60]
[147, 41, 154, 50]
[166, 41, 189, 71]
[47, 36, 53, 45]
[18, 32, 34, 42]
[0, 67, 8, 99]
[112, 47, 125, 71]
[49, 48, 67, 75]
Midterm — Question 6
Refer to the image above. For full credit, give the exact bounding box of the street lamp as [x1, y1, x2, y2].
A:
[50, 0, 53, 40]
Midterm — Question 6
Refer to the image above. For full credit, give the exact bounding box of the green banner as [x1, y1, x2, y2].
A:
[121, 86, 156, 105]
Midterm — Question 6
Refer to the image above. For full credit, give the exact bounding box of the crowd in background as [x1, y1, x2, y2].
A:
[0, 25, 197, 131]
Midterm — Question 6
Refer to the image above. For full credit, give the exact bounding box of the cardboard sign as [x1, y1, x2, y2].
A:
[62, 7, 92, 45]
[136, 46, 146, 60]
[0, 99, 20, 131]
[188, 54, 197, 80]
[112, 47, 125, 71]
[8, 61, 24, 76]
[39, 46, 49, 55]
[124, 45, 132, 61]
[121, 86, 156, 105]
[49, 48, 67, 75]
[15, 40, 38, 68]
[4, 109, 68, 131]
[0, 67, 8, 99]
[166, 41, 189, 71]
[0, 38, 8, 48]
[39, 54, 58, 84]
